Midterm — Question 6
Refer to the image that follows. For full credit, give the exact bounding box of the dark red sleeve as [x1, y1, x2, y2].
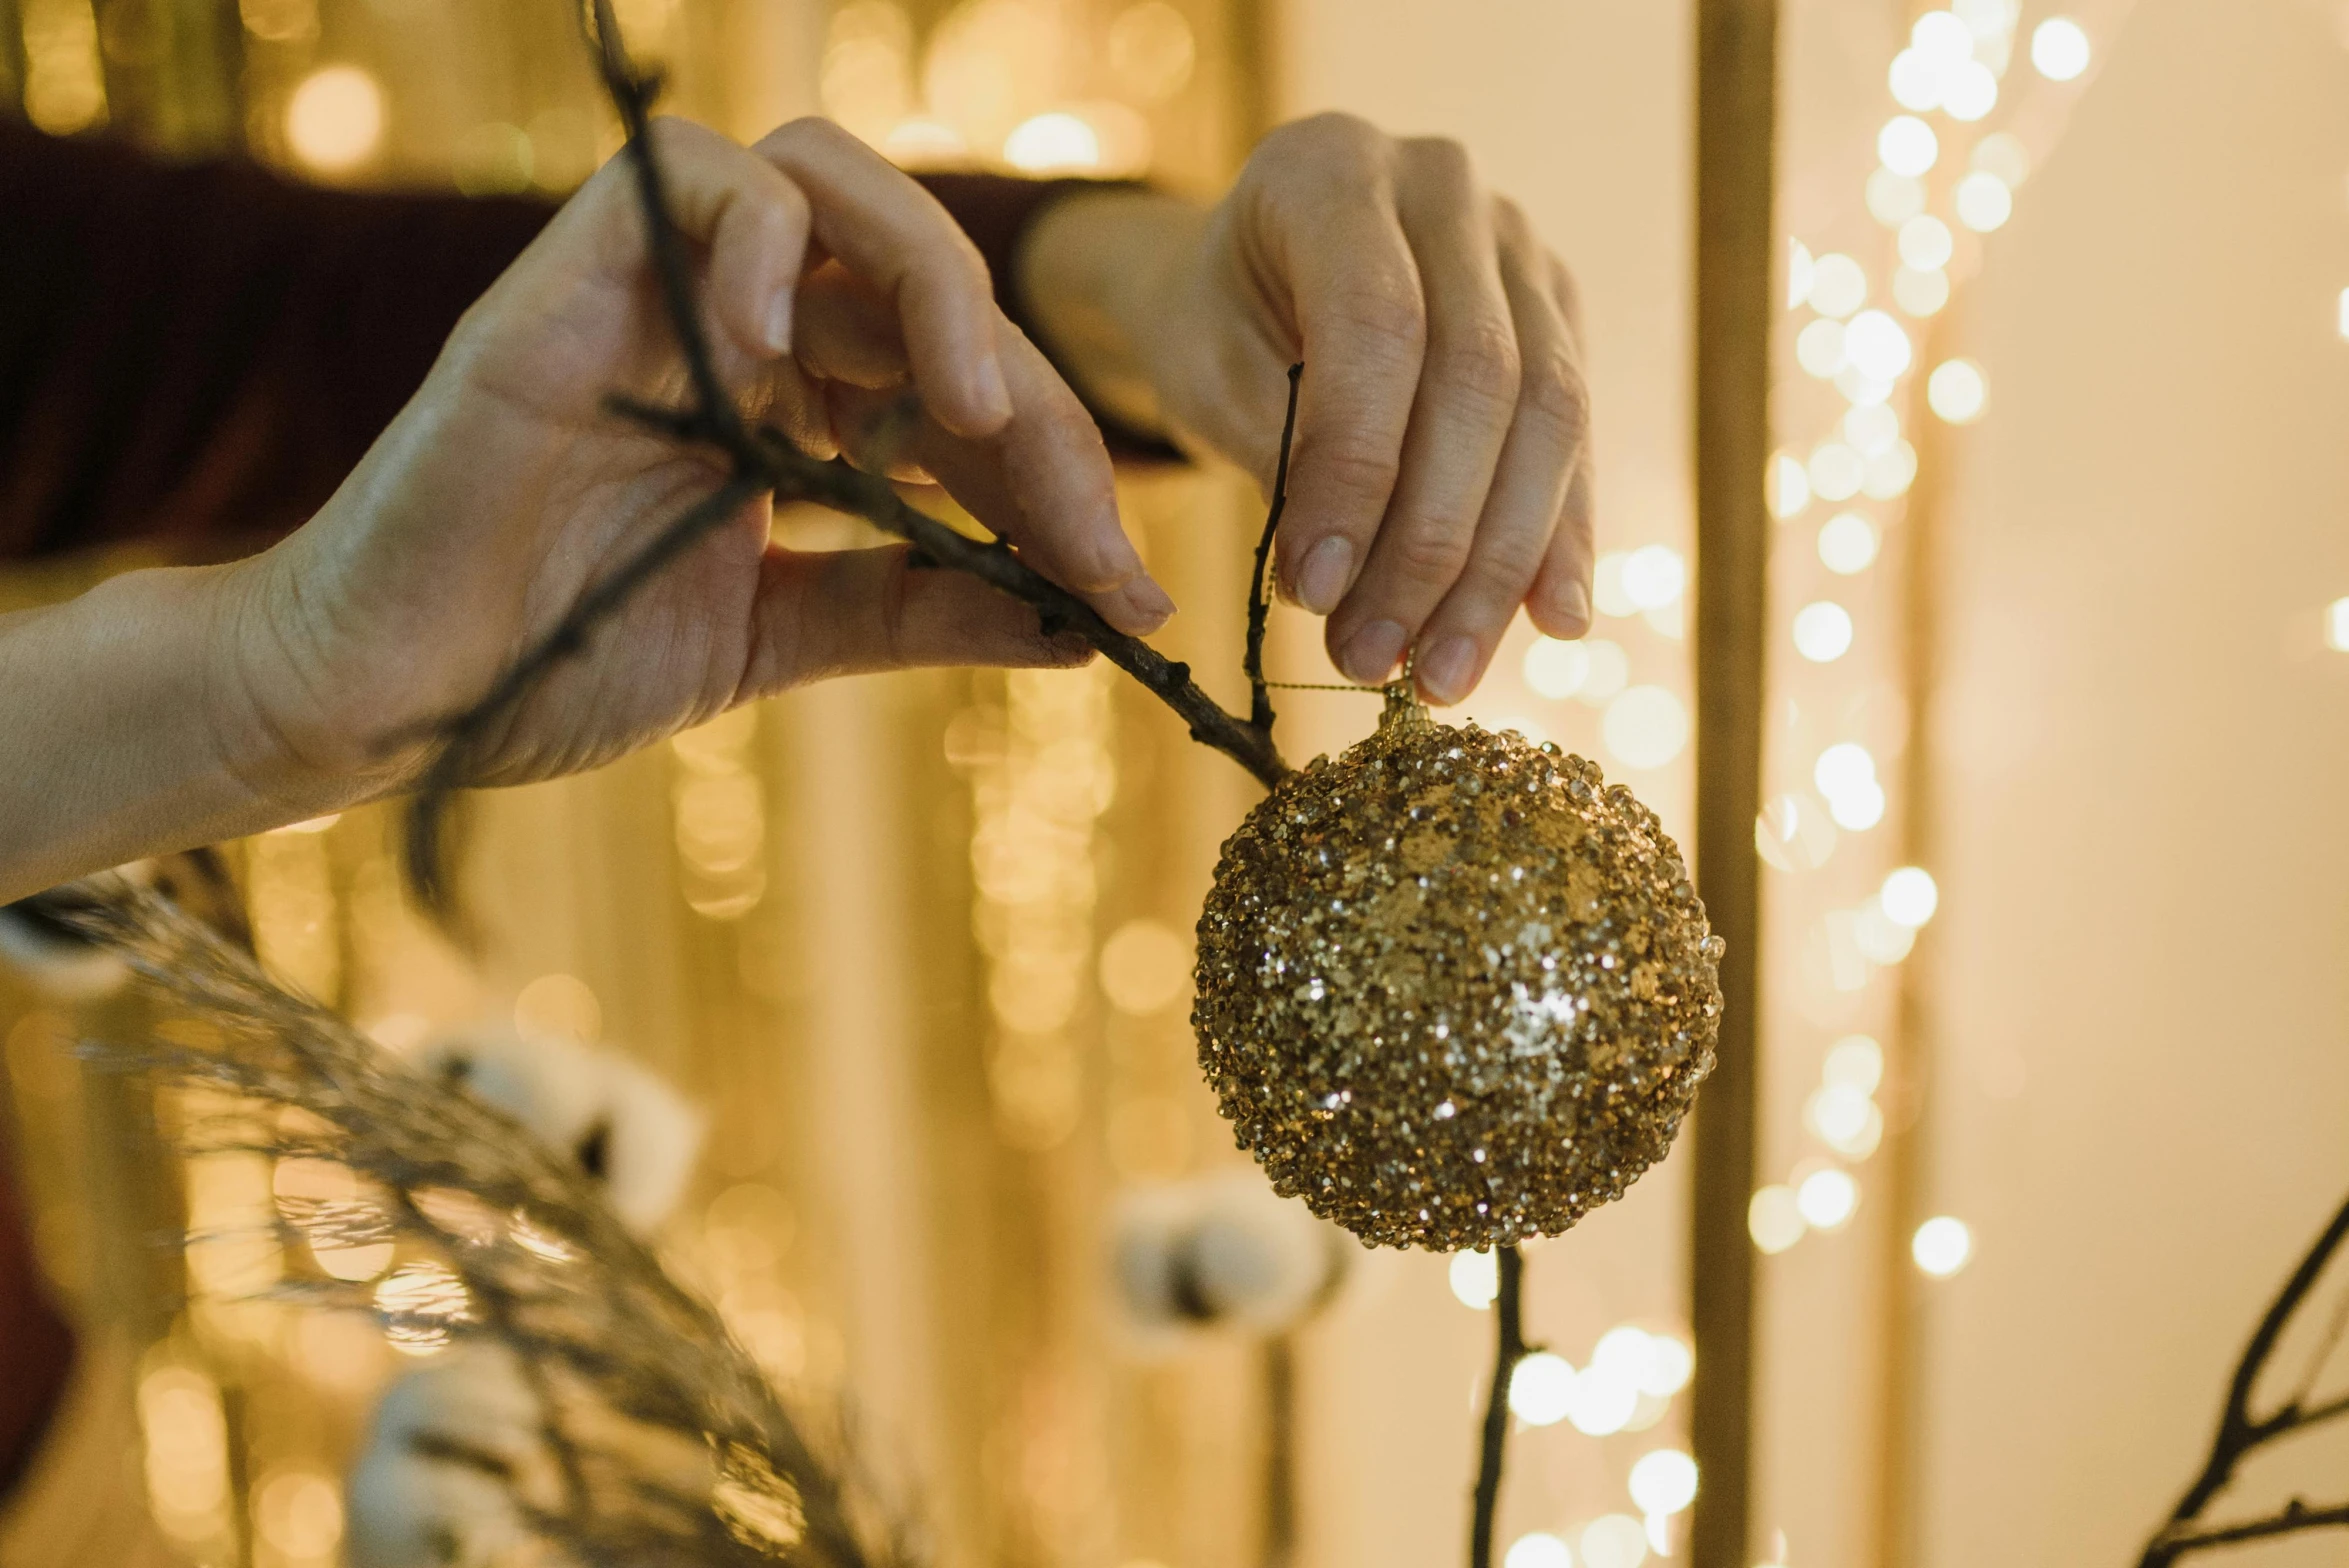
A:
[0, 128, 1175, 565]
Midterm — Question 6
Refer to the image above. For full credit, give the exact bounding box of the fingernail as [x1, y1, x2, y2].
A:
[1118, 576, 1177, 633]
[971, 354, 1013, 427]
[763, 290, 794, 356]
[1418, 636, 1480, 705]
[1295, 536, 1355, 616]
[1557, 579, 1592, 636]
[1340, 620, 1408, 685]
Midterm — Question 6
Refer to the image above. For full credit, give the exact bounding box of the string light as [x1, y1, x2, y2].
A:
[1897, 215, 1955, 272]
[1525, 637, 1595, 700]
[1844, 310, 1914, 380]
[1954, 171, 2014, 230]
[1791, 601, 1855, 663]
[1795, 1167, 1860, 1230]
[1748, 1185, 1805, 1253]
[1628, 1449, 1700, 1517]
[1893, 265, 1951, 316]
[1877, 115, 1940, 178]
[1602, 686, 1691, 770]
[2325, 597, 2349, 653]
[2030, 17, 2092, 81]
[1912, 1216, 1975, 1277]
[1580, 1515, 1649, 1568]
[1927, 358, 1989, 422]
[1809, 253, 1870, 318]
[1506, 1533, 1574, 1568]
[1509, 1352, 1579, 1426]
[1880, 866, 1940, 927]
[1450, 1248, 1499, 1309]
[285, 65, 385, 173]
[1817, 513, 1880, 574]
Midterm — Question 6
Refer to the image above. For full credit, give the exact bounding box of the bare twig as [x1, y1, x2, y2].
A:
[2139, 1188, 2349, 1567]
[399, 0, 1297, 914]
[1244, 363, 1304, 734]
[1469, 1245, 1528, 1568]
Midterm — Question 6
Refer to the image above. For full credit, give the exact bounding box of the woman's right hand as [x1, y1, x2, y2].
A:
[211, 116, 1172, 818]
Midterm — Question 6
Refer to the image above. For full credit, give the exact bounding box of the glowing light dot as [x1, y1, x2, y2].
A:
[1913, 1215, 1974, 1276]
[1818, 513, 1879, 575]
[1898, 215, 1954, 273]
[1894, 266, 1950, 317]
[1808, 253, 1868, 319]
[1642, 1334, 1694, 1396]
[1877, 115, 1939, 178]
[2325, 597, 2349, 652]
[1814, 742, 1877, 800]
[1621, 544, 1687, 609]
[1508, 1352, 1578, 1426]
[1808, 442, 1865, 502]
[1838, 365, 1896, 406]
[1942, 59, 1998, 121]
[1792, 601, 1855, 663]
[1910, 10, 1973, 63]
[285, 65, 384, 173]
[1602, 686, 1690, 770]
[1524, 637, 1593, 700]
[1796, 1167, 1860, 1229]
[1581, 1515, 1649, 1568]
[2031, 17, 2091, 81]
[1955, 171, 2014, 231]
[1844, 402, 1900, 456]
[1928, 359, 1988, 423]
[1824, 1035, 1885, 1093]
[1593, 551, 1637, 617]
[1887, 48, 1944, 111]
[1004, 111, 1100, 172]
[1881, 866, 1940, 927]
[1863, 441, 1918, 500]
[1507, 1533, 1574, 1568]
[1576, 639, 1631, 704]
[1796, 317, 1848, 378]
[1973, 131, 2031, 189]
[1628, 1449, 1700, 1517]
[1867, 168, 1927, 226]
[2338, 287, 2349, 342]
[1844, 309, 1914, 380]
[1449, 1249, 1498, 1309]
[1788, 238, 1816, 310]
[1828, 778, 1887, 831]
[1749, 1186, 1804, 1253]
[1771, 451, 1813, 519]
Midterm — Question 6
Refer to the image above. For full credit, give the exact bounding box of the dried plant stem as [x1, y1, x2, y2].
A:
[2140, 1188, 2349, 1566]
[1469, 1245, 1527, 1568]
[1244, 363, 1304, 734]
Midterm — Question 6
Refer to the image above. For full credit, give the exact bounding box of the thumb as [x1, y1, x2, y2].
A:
[742, 544, 1095, 693]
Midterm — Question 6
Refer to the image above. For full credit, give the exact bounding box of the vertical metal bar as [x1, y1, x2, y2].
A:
[1688, 0, 1777, 1564]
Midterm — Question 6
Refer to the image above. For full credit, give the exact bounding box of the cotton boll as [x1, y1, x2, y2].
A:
[411, 1028, 706, 1235]
[1112, 1173, 1350, 1339]
[345, 1346, 548, 1568]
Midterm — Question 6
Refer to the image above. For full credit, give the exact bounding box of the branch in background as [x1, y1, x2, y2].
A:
[2139, 1189, 2349, 1567]
[1469, 1245, 1528, 1568]
[400, 0, 1300, 914]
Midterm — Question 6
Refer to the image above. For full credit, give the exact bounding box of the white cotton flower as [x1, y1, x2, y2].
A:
[1113, 1171, 1351, 1340]
[345, 1346, 546, 1568]
[409, 1028, 706, 1235]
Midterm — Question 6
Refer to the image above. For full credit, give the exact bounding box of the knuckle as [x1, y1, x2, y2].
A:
[1305, 441, 1403, 508]
[1328, 280, 1427, 361]
[1390, 522, 1475, 585]
[1520, 347, 1592, 447]
[1432, 318, 1522, 411]
[1399, 135, 1474, 184]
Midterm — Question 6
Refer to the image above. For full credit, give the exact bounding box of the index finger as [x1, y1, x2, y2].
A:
[752, 118, 1014, 439]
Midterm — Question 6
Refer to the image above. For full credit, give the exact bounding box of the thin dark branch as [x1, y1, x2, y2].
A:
[1245, 363, 1304, 733]
[1469, 1246, 1527, 1568]
[396, 0, 1294, 919]
[2140, 1187, 2349, 1566]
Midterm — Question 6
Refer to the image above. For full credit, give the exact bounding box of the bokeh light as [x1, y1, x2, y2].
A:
[1913, 1215, 1975, 1276]
[1941, 59, 1998, 121]
[1580, 1515, 1649, 1568]
[1893, 266, 1950, 317]
[1449, 1248, 1498, 1309]
[1771, 451, 1813, 518]
[1897, 215, 1954, 273]
[1844, 310, 1914, 380]
[1628, 1449, 1699, 1516]
[1788, 238, 1816, 309]
[1748, 1185, 1804, 1253]
[285, 65, 384, 173]
[1973, 131, 2031, 188]
[1808, 442, 1864, 502]
[1817, 513, 1879, 575]
[1867, 168, 1926, 226]
[1508, 1351, 1578, 1426]
[1877, 115, 1939, 178]
[1004, 111, 1101, 172]
[1506, 1534, 1574, 1568]
[1796, 317, 1848, 378]
[1881, 866, 1941, 927]
[1928, 358, 1988, 422]
[2031, 17, 2091, 81]
[1795, 1166, 1860, 1230]
[1792, 601, 1855, 663]
[1809, 253, 1868, 318]
[1524, 637, 1593, 699]
[1824, 1035, 1885, 1093]
[2325, 597, 2349, 653]
[1621, 544, 1687, 609]
[1843, 402, 1900, 457]
[1603, 686, 1690, 770]
[1955, 171, 2014, 231]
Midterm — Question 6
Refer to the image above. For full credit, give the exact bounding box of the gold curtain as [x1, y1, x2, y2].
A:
[1, 3, 1296, 1565]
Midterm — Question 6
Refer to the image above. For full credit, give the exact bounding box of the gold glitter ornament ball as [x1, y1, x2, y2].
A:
[1192, 687, 1724, 1251]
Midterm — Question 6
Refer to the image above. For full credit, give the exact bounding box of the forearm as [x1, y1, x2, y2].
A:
[0, 565, 318, 903]
[1017, 185, 1209, 445]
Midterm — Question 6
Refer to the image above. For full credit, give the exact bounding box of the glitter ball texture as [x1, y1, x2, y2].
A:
[1192, 693, 1723, 1250]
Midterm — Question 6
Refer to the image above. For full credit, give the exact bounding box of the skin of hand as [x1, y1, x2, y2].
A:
[1018, 113, 1595, 706]
[0, 117, 1173, 904]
